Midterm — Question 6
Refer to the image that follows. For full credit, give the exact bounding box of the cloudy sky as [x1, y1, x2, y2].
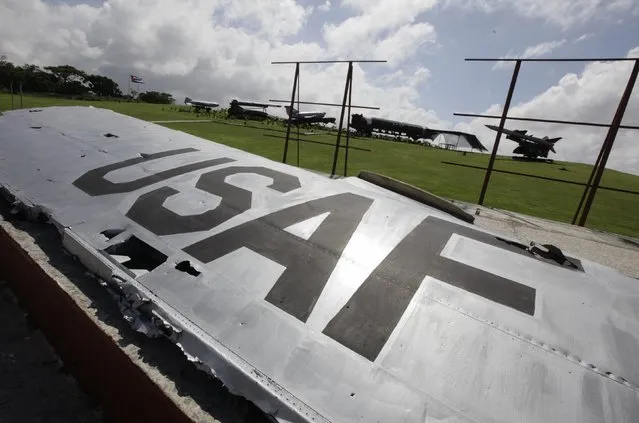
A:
[1, 0, 638, 173]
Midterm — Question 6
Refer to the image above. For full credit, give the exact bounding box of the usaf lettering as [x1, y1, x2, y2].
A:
[74, 150, 549, 361]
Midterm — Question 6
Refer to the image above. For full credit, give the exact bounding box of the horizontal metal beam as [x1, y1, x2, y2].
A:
[200, 119, 281, 131]
[466, 58, 639, 62]
[269, 99, 379, 110]
[272, 60, 387, 64]
[453, 112, 639, 130]
[264, 124, 368, 138]
[441, 161, 639, 195]
[263, 134, 371, 152]
[203, 119, 369, 140]
[262, 126, 338, 137]
[164, 119, 368, 139]
[234, 101, 281, 108]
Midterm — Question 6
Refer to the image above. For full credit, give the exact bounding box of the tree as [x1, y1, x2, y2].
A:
[44, 65, 87, 84]
[0, 55, 16, 89]
[44, 64, 89, 95]
[86, 74, 122, 97]
[138, 91, 174, 104]
[18, 64, 57, 93]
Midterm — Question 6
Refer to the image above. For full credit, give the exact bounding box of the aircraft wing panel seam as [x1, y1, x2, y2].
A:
[421, 288, 639, 393]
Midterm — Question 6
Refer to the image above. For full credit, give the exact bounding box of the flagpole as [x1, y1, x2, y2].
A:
[129, 75, 144, 98]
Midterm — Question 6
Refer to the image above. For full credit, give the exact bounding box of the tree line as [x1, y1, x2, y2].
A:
[0, 56, 174, 104]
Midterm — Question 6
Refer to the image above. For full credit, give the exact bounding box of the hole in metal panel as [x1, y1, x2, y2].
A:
[495, 237, 582, 271]
[103, 235, 167, 272]
[495, 236, 529, 251]
[175, 260, 201, 277]
[101, 228, 125, 240]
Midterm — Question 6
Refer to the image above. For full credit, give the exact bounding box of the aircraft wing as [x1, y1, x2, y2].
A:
[235, 100, 278, 108]
[192, 100, 219, 107]
[1, 107, 638, 423]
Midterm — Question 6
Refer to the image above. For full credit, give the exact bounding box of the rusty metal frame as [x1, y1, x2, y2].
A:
[271, 60, 386, 176]
[441, 161, 639, 196]
[453, 113, 639, 131]
[458, 57, 639, 227]
[281, 62, 299, 164]
[262, 133, 371, 152]
[10, 80, 14, 109]
[268, 100, 379, 110]
[477, 60, 521, 205]
[575, 60, 639, 226]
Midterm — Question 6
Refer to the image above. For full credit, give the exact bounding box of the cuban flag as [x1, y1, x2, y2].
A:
[130, 74, 145, 84]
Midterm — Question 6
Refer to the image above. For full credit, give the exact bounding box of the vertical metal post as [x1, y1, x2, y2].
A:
[343, 62, 353, 177]
[477, 60, 521, 205]
[296, 69, 301, 167]
[19, 82, 23, 108]
[571, 143, 605, 224]
[282, 62, 300, 163]
[577, 59, 639, 226]
[10, 80, 14, 110]
[331, 62, 353, 176]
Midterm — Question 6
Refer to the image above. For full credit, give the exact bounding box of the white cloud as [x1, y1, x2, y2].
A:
[221, 0, 313, 38]
[522, 39, 567, 58]
[318, 1, 331, 12]
[462, 47, 639, 174]
[573, 33, 594, 43]
[375, 67, 431, 89]
[606, 0, 634, 11]
[443, 0, 637, 29]
[322, 0, 438, 65]
[413, 67, 432, 84]
[0, 0, 443, 128]
[374, 23, 437, 67]
[493, 39, 566, 70]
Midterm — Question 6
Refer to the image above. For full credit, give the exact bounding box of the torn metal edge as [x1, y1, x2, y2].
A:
[0, 185, 328, 423]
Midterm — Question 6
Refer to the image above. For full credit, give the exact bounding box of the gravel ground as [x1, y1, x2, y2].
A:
[451, 200, 639, 279]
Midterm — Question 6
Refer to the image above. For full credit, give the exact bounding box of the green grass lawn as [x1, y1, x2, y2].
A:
[2, 93, 638, 238]
[0, 93, 208, 122]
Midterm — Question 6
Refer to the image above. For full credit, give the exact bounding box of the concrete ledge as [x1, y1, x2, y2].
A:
[0, 225, 193, 423]
[0, 204, 269, 423]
